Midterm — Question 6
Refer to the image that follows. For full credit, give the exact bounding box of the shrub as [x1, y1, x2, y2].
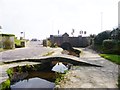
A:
[103, 39, 116, 49]
[3, 39, 12, 49]
[110, 28, 120, 40]
[117, 41, 120, 49]
[60, 42, 73, 50]
[51, 43, 58, 48]
[47, 40, 52, 47]
[94, 30, 111, 45]
[43, 39, 52, 47]
[102, 40, 120, 54]
[43, 40, 47, 47]
[61, 42, 81, 57]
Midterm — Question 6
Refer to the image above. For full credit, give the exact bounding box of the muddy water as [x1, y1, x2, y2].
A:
[10, 71, 56, 89]
[11, 77, 55, 89]
[9, 63, 57, 89]
[26, 71, 56, 82]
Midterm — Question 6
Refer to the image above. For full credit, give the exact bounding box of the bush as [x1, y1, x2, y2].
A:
[102, 40, 120, 54]
[61, 42, 81, 57]
[43, 40, 47, 47]
[60, 42, 73, 50]
[3, 39, 13, 49]
[72, 49, 81, 57]
[50, 43, 58, 48]
[110, 28, 120, 40]
[43, 39, 52, 47]
[117, 41, 120, 49]
[103, 39, 116, 49]
[94, 30, 111, 45]
[47, 40, 52, 47]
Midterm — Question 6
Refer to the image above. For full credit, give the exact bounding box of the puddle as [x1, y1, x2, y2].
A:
[26, 71, 56, 82]
[10, 71, 56, 89]
[11, 77, 55, 89]
[7, 63, 68, 89]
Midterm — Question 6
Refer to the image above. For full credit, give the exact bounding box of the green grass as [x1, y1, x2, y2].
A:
[0, 79, 10, 90]
[14, 38, 21, 45]
[100, 54, 120, 88]
[43, 51, 54, 56]
[55, 71, 67, 85]
[100, 54, 120, 65]
[6, 68, 13, 78]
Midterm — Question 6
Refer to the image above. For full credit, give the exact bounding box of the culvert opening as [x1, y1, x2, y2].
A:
[2, 57, 101, 89]
[6, 61, 71, 89]
[9, 63, 56, 89]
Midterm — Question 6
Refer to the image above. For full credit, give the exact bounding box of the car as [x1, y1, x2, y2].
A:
[31, 38, 37, 41]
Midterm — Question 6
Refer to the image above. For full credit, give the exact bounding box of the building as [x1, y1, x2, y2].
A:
[49, 33, 90, 47]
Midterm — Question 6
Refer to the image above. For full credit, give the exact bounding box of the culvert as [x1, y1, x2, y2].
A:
[1, 57, 102, 89]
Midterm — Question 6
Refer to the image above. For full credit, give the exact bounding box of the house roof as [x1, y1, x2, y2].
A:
[62, 33, 69, 37]
[0, 34, 15, 36]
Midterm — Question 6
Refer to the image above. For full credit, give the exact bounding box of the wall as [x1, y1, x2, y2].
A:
[49, 33, 90, 47]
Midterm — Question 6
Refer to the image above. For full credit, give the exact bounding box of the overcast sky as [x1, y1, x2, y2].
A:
[0, 0, 119, 40]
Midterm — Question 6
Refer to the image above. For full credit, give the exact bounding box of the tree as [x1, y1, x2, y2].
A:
[110, 28, 120, 40]
[94, 30, 111, 45]
[90, 34, 96, 38]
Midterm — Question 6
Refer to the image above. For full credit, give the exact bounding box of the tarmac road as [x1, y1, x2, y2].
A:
[0, 41, 53, 62]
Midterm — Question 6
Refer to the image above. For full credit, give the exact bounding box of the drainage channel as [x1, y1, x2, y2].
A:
[1, 57, 101, 89]
[1, 61, 71, 90]
[10, 64, 56, 89]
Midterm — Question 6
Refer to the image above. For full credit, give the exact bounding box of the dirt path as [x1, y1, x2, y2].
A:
[58, 48, 118, 88]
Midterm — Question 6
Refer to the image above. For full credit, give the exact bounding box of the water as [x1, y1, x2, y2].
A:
[26, 71, 56, 82]
[11, 77, 55, 89]
[9, 63, 68, 89]
[10, 65, 56, 89]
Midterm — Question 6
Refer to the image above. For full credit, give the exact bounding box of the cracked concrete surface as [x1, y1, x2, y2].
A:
[59, 48, 118, 88]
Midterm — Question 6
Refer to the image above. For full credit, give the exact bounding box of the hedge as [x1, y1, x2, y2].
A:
[103, 39, 116, 49]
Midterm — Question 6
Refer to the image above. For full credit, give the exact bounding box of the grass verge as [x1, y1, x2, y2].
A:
[100, 54, 120, 65]
[100, 54, 120, 88]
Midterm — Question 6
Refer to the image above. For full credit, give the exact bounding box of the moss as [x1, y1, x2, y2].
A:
[43, 51, 54, 56]
[16, 66, 23, 73]
[0, 79, 10, 90]
[55, 71, 68, 85]
[6, 68, 13, 79]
